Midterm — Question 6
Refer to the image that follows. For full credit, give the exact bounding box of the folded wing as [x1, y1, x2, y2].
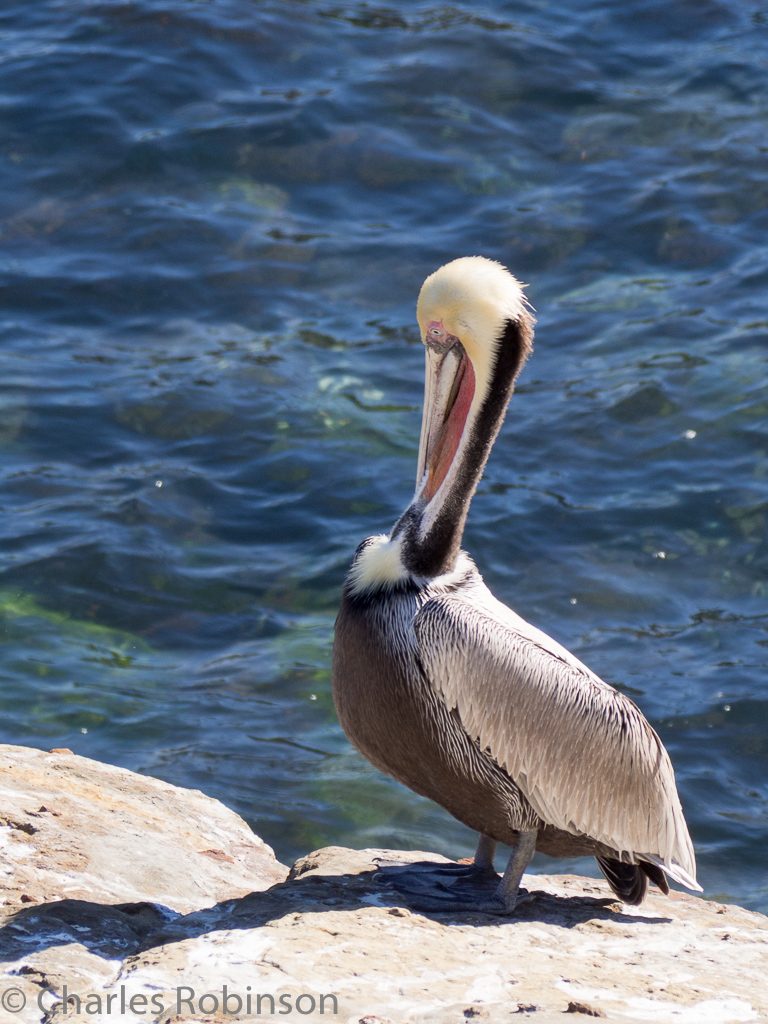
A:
[414, 585, 699, 889]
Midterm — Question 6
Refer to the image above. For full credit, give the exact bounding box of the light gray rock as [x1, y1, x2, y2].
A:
[0, 744, 286, 912]
[0, 745, 766, 1024]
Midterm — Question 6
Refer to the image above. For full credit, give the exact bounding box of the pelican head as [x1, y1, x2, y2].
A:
[395, 256, 534, 577]
[349, 256, 534, 595]
[414, 257, 532, 513]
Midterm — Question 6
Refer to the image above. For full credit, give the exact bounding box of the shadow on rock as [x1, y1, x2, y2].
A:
[1, 852, 671, 964]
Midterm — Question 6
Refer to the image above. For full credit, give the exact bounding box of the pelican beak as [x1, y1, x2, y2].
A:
[416, 342, 476, 504]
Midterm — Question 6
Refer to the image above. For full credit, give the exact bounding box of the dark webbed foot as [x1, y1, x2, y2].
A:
[386, 880, 534, 916]
[374, 832, 497, 885]
[374, 858, 502, 909]
[374, 858, 498, 881]
[376, 830, 538, 917]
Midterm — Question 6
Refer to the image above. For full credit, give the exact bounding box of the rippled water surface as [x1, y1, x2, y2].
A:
[1, 0, 767, 911]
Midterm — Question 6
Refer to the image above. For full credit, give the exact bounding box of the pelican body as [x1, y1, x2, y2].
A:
[332, 257, 700, 912]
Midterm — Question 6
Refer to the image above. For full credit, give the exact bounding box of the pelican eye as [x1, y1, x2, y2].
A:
[426, 325, 460, 351]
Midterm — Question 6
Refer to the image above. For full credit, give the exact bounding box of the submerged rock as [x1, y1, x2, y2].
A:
[0, 745, 765, 1024]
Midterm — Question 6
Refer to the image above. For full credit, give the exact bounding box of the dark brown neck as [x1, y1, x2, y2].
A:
[394, 314, 534, 579]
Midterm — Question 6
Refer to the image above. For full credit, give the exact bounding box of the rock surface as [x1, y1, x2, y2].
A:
[0, 745, 766, 1024]
[0, 745, 286, 912]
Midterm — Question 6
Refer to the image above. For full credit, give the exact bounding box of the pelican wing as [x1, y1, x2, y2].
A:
[414, 583, 699, 888]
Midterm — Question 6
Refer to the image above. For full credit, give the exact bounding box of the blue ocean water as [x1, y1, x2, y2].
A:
[0, 0, 766, 912]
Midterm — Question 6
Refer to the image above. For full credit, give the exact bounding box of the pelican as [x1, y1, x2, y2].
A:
[332, 256, 700, 914]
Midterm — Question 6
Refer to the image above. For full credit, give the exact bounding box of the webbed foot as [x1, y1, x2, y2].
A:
[382, 870, 535, 914]
[374, 857, 498, 881]
[376, 829, 539, 917]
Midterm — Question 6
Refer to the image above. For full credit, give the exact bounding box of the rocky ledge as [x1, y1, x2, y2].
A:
[0, 745, 765, 1024]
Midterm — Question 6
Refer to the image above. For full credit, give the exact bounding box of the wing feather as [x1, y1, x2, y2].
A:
[415, 583, 699, 888]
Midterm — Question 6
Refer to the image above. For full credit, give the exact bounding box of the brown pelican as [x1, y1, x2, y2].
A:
[332, 256, 700, 914]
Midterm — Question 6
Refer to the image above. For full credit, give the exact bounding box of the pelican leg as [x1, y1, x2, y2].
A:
[473, 833, 497, 873]
[491, 829, 537, 912]
[380, 831, 537, 916]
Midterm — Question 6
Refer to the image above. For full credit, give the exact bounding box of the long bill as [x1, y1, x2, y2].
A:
[415, 342, 476, 507]
[399, 313, 531, 578]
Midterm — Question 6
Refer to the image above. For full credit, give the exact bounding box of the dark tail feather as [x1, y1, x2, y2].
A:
[596, 857, 648, 905]
[640, 860, 669, 895]
[596, 856, 671, 904]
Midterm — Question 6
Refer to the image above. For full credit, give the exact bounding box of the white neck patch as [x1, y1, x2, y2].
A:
[347, 534, 476, 597]
[347, 534, 408, 595]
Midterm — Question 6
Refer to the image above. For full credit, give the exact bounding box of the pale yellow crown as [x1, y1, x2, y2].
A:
[416, 255, 530, 412]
